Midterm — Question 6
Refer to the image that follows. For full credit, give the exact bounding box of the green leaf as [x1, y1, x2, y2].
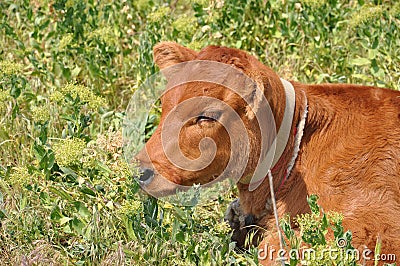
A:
[79, 187, 96, 197]
[0, 209, 7, 219]
[235, 40, 242, 49]
[280, 216, 294, 239]
[72, 217, 86, 235]
[350, 58, 371, 66]
[175, 230, 185, 243]
[39, 154, 49, 170]
[63, 223, 72, 234]
[73, 201, 91, 219]
[374, 237, 382, 266]
[123, 217, 136, 240]
[39, 192, 50, 203]
[49, 186, 73, 201]
[71, 66, 81, 78]
[62, 66, 71, 80]
[10, 86, 21, 98]
[173, 206, 187, 222]
[39, 124, 48, 144]
[321, 213, 329, 230]
[60, 216, 72, 225]
[307, 194, 319, 215]
[59, 167, 78, 178]
[50, 206, 63, 221]
[171, 219, 180, 244]
[47, 151, 55, 170]
[368, 49, 378, 60]
[372, 68, 385, 78]
[352, 73, 370, 81]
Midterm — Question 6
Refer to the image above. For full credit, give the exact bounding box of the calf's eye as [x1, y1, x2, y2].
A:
[193, 110, 222, 126]
[196, 115, 216, 124]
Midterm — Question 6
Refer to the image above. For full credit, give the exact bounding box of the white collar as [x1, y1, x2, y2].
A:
[271, 78, 296, 167]
[241, 78, 307, 191]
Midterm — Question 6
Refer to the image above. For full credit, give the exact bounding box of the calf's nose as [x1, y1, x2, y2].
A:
[137, 167, 154, 185]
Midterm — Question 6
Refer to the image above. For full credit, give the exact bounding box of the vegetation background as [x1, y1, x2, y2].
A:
[0, 0, 399, 265]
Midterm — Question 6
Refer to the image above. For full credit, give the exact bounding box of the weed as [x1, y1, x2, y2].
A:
[0, 0, 398, 264]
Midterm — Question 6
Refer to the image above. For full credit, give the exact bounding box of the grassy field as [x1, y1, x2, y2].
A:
[0, 0, 399, 265]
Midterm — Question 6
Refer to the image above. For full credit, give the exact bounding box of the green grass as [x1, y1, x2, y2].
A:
[0, 0, 399, 265]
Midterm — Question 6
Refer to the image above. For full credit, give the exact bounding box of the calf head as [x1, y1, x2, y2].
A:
[135, 42, 285, 197]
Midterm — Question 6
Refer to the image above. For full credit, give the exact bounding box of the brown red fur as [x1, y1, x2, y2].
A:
[136, 42, 400, 265]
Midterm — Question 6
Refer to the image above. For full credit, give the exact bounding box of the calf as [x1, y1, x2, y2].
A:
[135, 42, 400, 265]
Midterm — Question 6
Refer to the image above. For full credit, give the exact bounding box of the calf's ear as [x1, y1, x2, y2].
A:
[153, 42, 198, 69]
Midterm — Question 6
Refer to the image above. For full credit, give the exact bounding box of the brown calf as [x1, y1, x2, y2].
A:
[135, 42, 400, 265]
